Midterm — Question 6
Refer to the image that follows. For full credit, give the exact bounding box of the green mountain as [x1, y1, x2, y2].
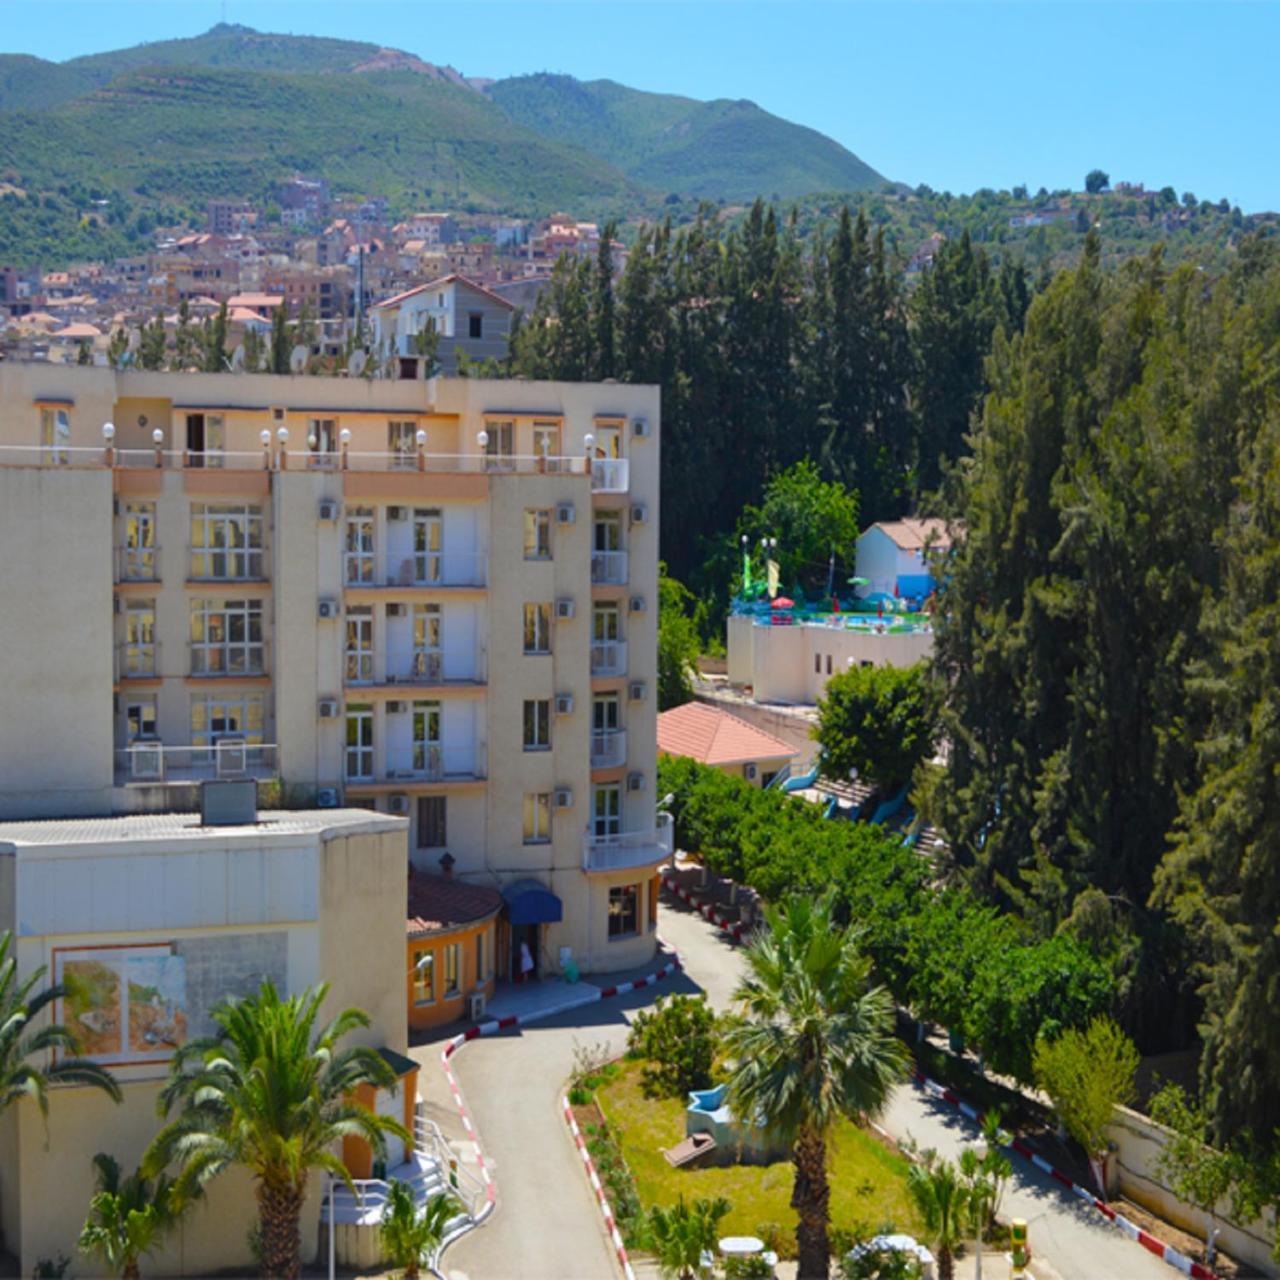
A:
[487, 73, 884, 201]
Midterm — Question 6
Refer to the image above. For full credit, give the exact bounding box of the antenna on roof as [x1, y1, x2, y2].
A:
[229, 344, 246, 373]
[289, 344, 308, 375]
[347, 348, 367, 378]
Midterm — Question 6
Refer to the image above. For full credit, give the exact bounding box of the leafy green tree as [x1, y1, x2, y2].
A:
[144, 980, 406, 1280]
[268, 304, 291, 375]
[78, 1154, 183, 1280]
[138, 311, 167, 371]
[1085, 169, 1110, 194]
[77, 338, 93, 365]
[906, 1156, 968, 1280]
[626, 994, 716, 1098]
[592, 220, 617, 379]
[646, 1194, 731, 1280]
[726, 893, 907, 1278]
[172, 299, 198, 370]
[1033, 1018, 1138, 1193]
[814, 662, 935, 791]
[378, 1180, 456, 1280]
[107, 327, 129, 367]
[411, 317, 440, 376]
[658, 566, 701, 710]
[243, 324, 265, 372]
[841, 1240, 921, 1279]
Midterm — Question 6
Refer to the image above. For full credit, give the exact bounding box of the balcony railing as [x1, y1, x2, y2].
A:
[590, 458, 630, 493]
[382, 649, 487, 686]
[114, 544, 161, 583]
[590, 639, 628, 677]
[582, 813, 673, 872]
[590, 728, 628, 769]
[188, 546, 268, 582]
[115, 641, 160, 680]
[364, 743, 488, 785]
[189, 641, 269, 678]
[345, 551, 488, 589]
[590, 550, 629, 586]
[116, 740, 277, 784]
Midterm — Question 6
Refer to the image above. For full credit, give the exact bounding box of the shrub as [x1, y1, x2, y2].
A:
[626, 994, 717, 1098]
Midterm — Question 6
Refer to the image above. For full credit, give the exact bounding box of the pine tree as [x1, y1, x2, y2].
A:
[268, 304, 291, 375]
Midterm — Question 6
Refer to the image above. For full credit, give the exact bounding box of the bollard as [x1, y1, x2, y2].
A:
[1010, 1218, 1029, 1267]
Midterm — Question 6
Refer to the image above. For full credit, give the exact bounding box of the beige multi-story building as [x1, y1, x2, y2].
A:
[0, 363, 666, 976]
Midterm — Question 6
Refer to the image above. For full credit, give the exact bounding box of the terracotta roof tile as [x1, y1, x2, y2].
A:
[657, 702, 798, 768]
[407, 871, 503, 938]
[866, 518, 952, 551]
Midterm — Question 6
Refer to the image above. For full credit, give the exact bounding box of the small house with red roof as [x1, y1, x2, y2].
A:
[657, 701, 798, 788]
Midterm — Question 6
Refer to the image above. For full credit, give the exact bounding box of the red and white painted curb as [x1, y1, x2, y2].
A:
[564, 1095, 637, 1280]
[912, 1068, 1221, 1280]
[435, 949, 682, 1271]
[662, 872, 750, 942]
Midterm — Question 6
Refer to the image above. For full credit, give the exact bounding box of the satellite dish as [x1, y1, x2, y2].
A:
[229, 344, 246, 373]
[289, 344, 308, 374]
[348, 348, 367, 377]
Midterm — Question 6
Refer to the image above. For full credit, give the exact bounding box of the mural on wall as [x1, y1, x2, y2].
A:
[59, 945, 188, 1064]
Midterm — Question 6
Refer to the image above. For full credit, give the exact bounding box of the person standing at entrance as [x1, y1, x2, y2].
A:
[519, 940, 534, 984]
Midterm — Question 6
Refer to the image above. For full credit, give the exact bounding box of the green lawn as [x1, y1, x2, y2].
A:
[595, 1059, 923, 1257]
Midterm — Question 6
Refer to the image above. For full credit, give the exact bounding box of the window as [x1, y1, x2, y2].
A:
[191, 693, 265, 746]
[814, 654, 822, 674]
[307, 418, 337, 467]
[523, 792, 551, 844]
[483, 420, 514, 471]
[648, 875, 659, 930]
[185, 413, 224, 468]
[190, 599, 264, 675]
[411, 604, 442, 681]
[533, 422, 563, 471]
[523, 603, 551, 654]
[412, 508, 442, 583]
[345, 607, 373, 683]
[476, 930, 487, 983]
[389, 420, 417, 468]
[412, 948, 435, 1004]
[443, 943, 461, 998]
[826, 654, 833, 675]
[345, 508, 375, 584]
[412, 701, 441, 776]
[39, 405, 70, 464]
[608, 884, 639, 939]
[123, 600, 156, 677]
[593, 602, 621, 643]
[593, 694, 620, 733]
[121, 502, 157, 581]
[523, 699, 550, 750]
[468, 313, 483, 339]
[593, 784, 621, 838]
[189, 504, 264, 580]
[345, 704, 374, 780]
[593, 514, 622, 553]
[417, 795, 447, 849]
[523, 510, 551, 560]
[125, 699, 156, 742]
[592, 425, 622, 459]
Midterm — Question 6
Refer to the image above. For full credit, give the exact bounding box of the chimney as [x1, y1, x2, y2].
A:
[438, 851, 456, 880]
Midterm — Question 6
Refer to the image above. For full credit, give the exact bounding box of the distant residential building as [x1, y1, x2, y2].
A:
[397, 212, 458, 245]
[371, 274, 516, 373]
[278, 175, 330, 228]
[657, 701, 797, 788]
[205, 199, 257, 235]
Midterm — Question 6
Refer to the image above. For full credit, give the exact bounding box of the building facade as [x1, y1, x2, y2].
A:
[0, 363, 665, 976]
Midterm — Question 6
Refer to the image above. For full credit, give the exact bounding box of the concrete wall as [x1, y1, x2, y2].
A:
[1108, 1106, 1279, 1276]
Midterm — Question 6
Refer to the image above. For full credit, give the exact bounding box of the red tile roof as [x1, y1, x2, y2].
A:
[866, 518, 952, 552]
[407, 871, 502, 939]
[657, 702, 798, 768]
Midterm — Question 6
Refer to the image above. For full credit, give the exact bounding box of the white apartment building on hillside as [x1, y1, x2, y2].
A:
[0, 364, 665, 975]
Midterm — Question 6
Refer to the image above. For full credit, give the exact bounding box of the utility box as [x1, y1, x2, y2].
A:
[200, 779, 258, 826]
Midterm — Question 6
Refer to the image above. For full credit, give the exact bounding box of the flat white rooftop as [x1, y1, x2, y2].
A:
[0, 807, 404, 848]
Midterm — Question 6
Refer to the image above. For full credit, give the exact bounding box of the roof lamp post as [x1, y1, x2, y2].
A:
[260, 428, 272, 470]
[101, 421, 115, 467]
[339, 426, 351, 471]
[415, 427, 427, 473]
[476, 429, 488, 473]
[151, 427, 164, 470]
[583, 433, 595, 476]
[277, 425, 289, 470]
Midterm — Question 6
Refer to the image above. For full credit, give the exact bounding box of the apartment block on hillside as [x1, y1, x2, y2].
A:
[0, 364, 663, 978]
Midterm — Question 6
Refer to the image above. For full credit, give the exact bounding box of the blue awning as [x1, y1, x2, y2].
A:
[502, 878, 563, 926]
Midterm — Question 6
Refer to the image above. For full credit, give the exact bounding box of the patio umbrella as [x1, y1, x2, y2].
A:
[847, 576, 870, 588]
[771, 597, 794, 609]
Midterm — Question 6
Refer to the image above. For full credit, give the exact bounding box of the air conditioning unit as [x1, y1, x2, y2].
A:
[386, 700, 407, 714]
[318, 698, 340, 718]
[553, 786, 574, 809]
[630, 503, 648, 525]
[555, 692, 574, 716]
[387, 602, 405, 618]
[632, 416, 651, 438]
[555, 501, 576, 525]
[387, 505, 407, 521]
[628, 595, 646, 613]
[316, 786, 339, 808]
[626, 771, 646, 793]
[744, 762, 759, 781]
[555, 597, 576, 620]
[317, 597, 338, 620]
[318, 498, 339, 522]
[627, 680, 647, 701]
[388, 793, 410, 815]
[467, 992, 487, 1021]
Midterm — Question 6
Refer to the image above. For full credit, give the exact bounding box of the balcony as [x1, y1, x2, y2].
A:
[114, 544, 161, 584]
[116, 740, 278, 785]
[590, 550, 628, 586]
[344, 551, 488, 590]
[590, 458, 630, 493]
[115, 641, 160, 681]
[590, 728, 628, 769]
[189, 641, 269, 679]
[582, 813, 673, 873]
[352, 743, 487, 786]
[344, 649, 488, 688]
[188, 546, 268, 583]
[590, 640, 628, 677]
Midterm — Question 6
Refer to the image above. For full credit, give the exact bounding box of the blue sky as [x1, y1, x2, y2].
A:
[4, 1, 1278, 211]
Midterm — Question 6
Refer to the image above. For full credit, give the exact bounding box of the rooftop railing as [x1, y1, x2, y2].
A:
[116, 740, 277, 784]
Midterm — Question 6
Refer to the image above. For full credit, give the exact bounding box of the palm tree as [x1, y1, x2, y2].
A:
[724, 893, 908, 1279]
[379, 1179, 457, 1280]
[77, 1153, 183, 1279]
[647, 1194, 731, 1280]
[144, 980, 407, 1280]
[906, 1157, 969, 1280]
